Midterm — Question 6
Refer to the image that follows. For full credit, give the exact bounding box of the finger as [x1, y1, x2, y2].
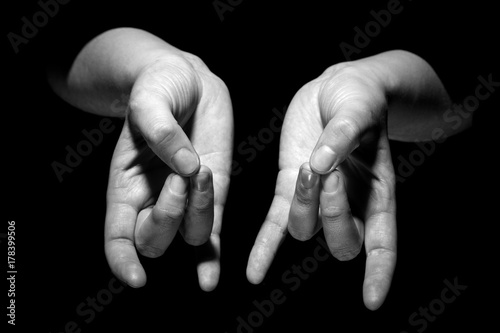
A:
[104, 201, 146, 288]
[134, 173, 189, 258]
[362, 138, 397, 310]
[128, 89, 200, 176]
[320, 170, 364, 260]
[188, 79, 232, 292]
[181, 165, 214, 246]
[195, 215, 221, 291]
[363, 210, 396, 310]
[288, 162, 321, 241]
[247, 170, 297, 284]
[309, 105, 373, 175]
[194, 166, 229, 291]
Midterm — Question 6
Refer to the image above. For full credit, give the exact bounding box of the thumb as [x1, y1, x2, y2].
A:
[128, 92, 200, 176]
[310, 107, 373, 174]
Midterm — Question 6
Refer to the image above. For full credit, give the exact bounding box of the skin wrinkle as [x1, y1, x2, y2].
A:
[366, 247, 396, 258]
[136, 242, 165, 258]
[152, 203, 185, 221]
[265, 213, 288, 239]
[132, 61, 201, 125]
[293, 189, 317, 209]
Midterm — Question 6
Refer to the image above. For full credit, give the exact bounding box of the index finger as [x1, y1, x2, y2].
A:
[128, 70, 201, 176]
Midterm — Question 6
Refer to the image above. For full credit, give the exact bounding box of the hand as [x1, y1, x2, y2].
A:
[247, 62, 397, 310]
[105, 53, 233, 291]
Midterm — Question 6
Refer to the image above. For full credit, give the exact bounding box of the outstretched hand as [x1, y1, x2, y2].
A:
[247, 62, 397, 310]
[105, 53, 233, 291]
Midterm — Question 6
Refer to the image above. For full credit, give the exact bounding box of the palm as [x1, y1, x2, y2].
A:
[248, 66, 397, 310]
[110, 101, 232, 225]
[279, 81, 393, 223]
[109, 64, 233, 218]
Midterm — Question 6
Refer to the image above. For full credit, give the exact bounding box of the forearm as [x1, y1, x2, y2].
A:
[357, 50, 467, 142]
[47, 27, 185, 117]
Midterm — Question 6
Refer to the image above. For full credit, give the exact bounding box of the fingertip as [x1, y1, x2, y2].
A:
[310, 145, 337, 175]
[199, 281, 217, 292]
[363, 275, 391, 310]
[363, 285, 384, 311]
[197, 262, 220, 292]
[246, 269, 263, 285]
[197, 164, 212, 174]
[190, 165, 213, 193]
[172, 148, 200, 176]
[121, 262, 147, 288]
[246, 255, 265, 285]
[169, 173, 189, 195]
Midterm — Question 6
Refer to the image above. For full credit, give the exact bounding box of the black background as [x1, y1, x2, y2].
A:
[4, 0, 498, 332]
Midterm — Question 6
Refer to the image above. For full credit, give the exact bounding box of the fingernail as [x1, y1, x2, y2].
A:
[322, 172, 339, 193]
[170, 174, 188, 195]
[192, 172, 211, 192]
[300, 167, 319, 189]
[171, 148, 199, 176]
[310, 146, 337, 174]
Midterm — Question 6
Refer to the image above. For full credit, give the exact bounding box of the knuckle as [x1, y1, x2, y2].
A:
[181, 52, 205, 67]
[322, 62, 356, 77]
[294, 190, 316, 209]
[187, 197, 213, 217]
[208, 74, 230, 99]
[335, 117, 361, 142]
[128, 89, 145, 111]
[369, 179, 397, 217]
[153, 204, 185, 224]
[127, 88, 149, 120]
[146, 122, 179, 147]
[321, 206, 348, 223]
[132, 56, 202, 112]
[366, 247, 395, 258]
[212, 75, 228, 91]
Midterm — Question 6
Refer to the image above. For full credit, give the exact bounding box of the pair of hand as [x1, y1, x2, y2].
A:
[105, 52, 396, 310]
